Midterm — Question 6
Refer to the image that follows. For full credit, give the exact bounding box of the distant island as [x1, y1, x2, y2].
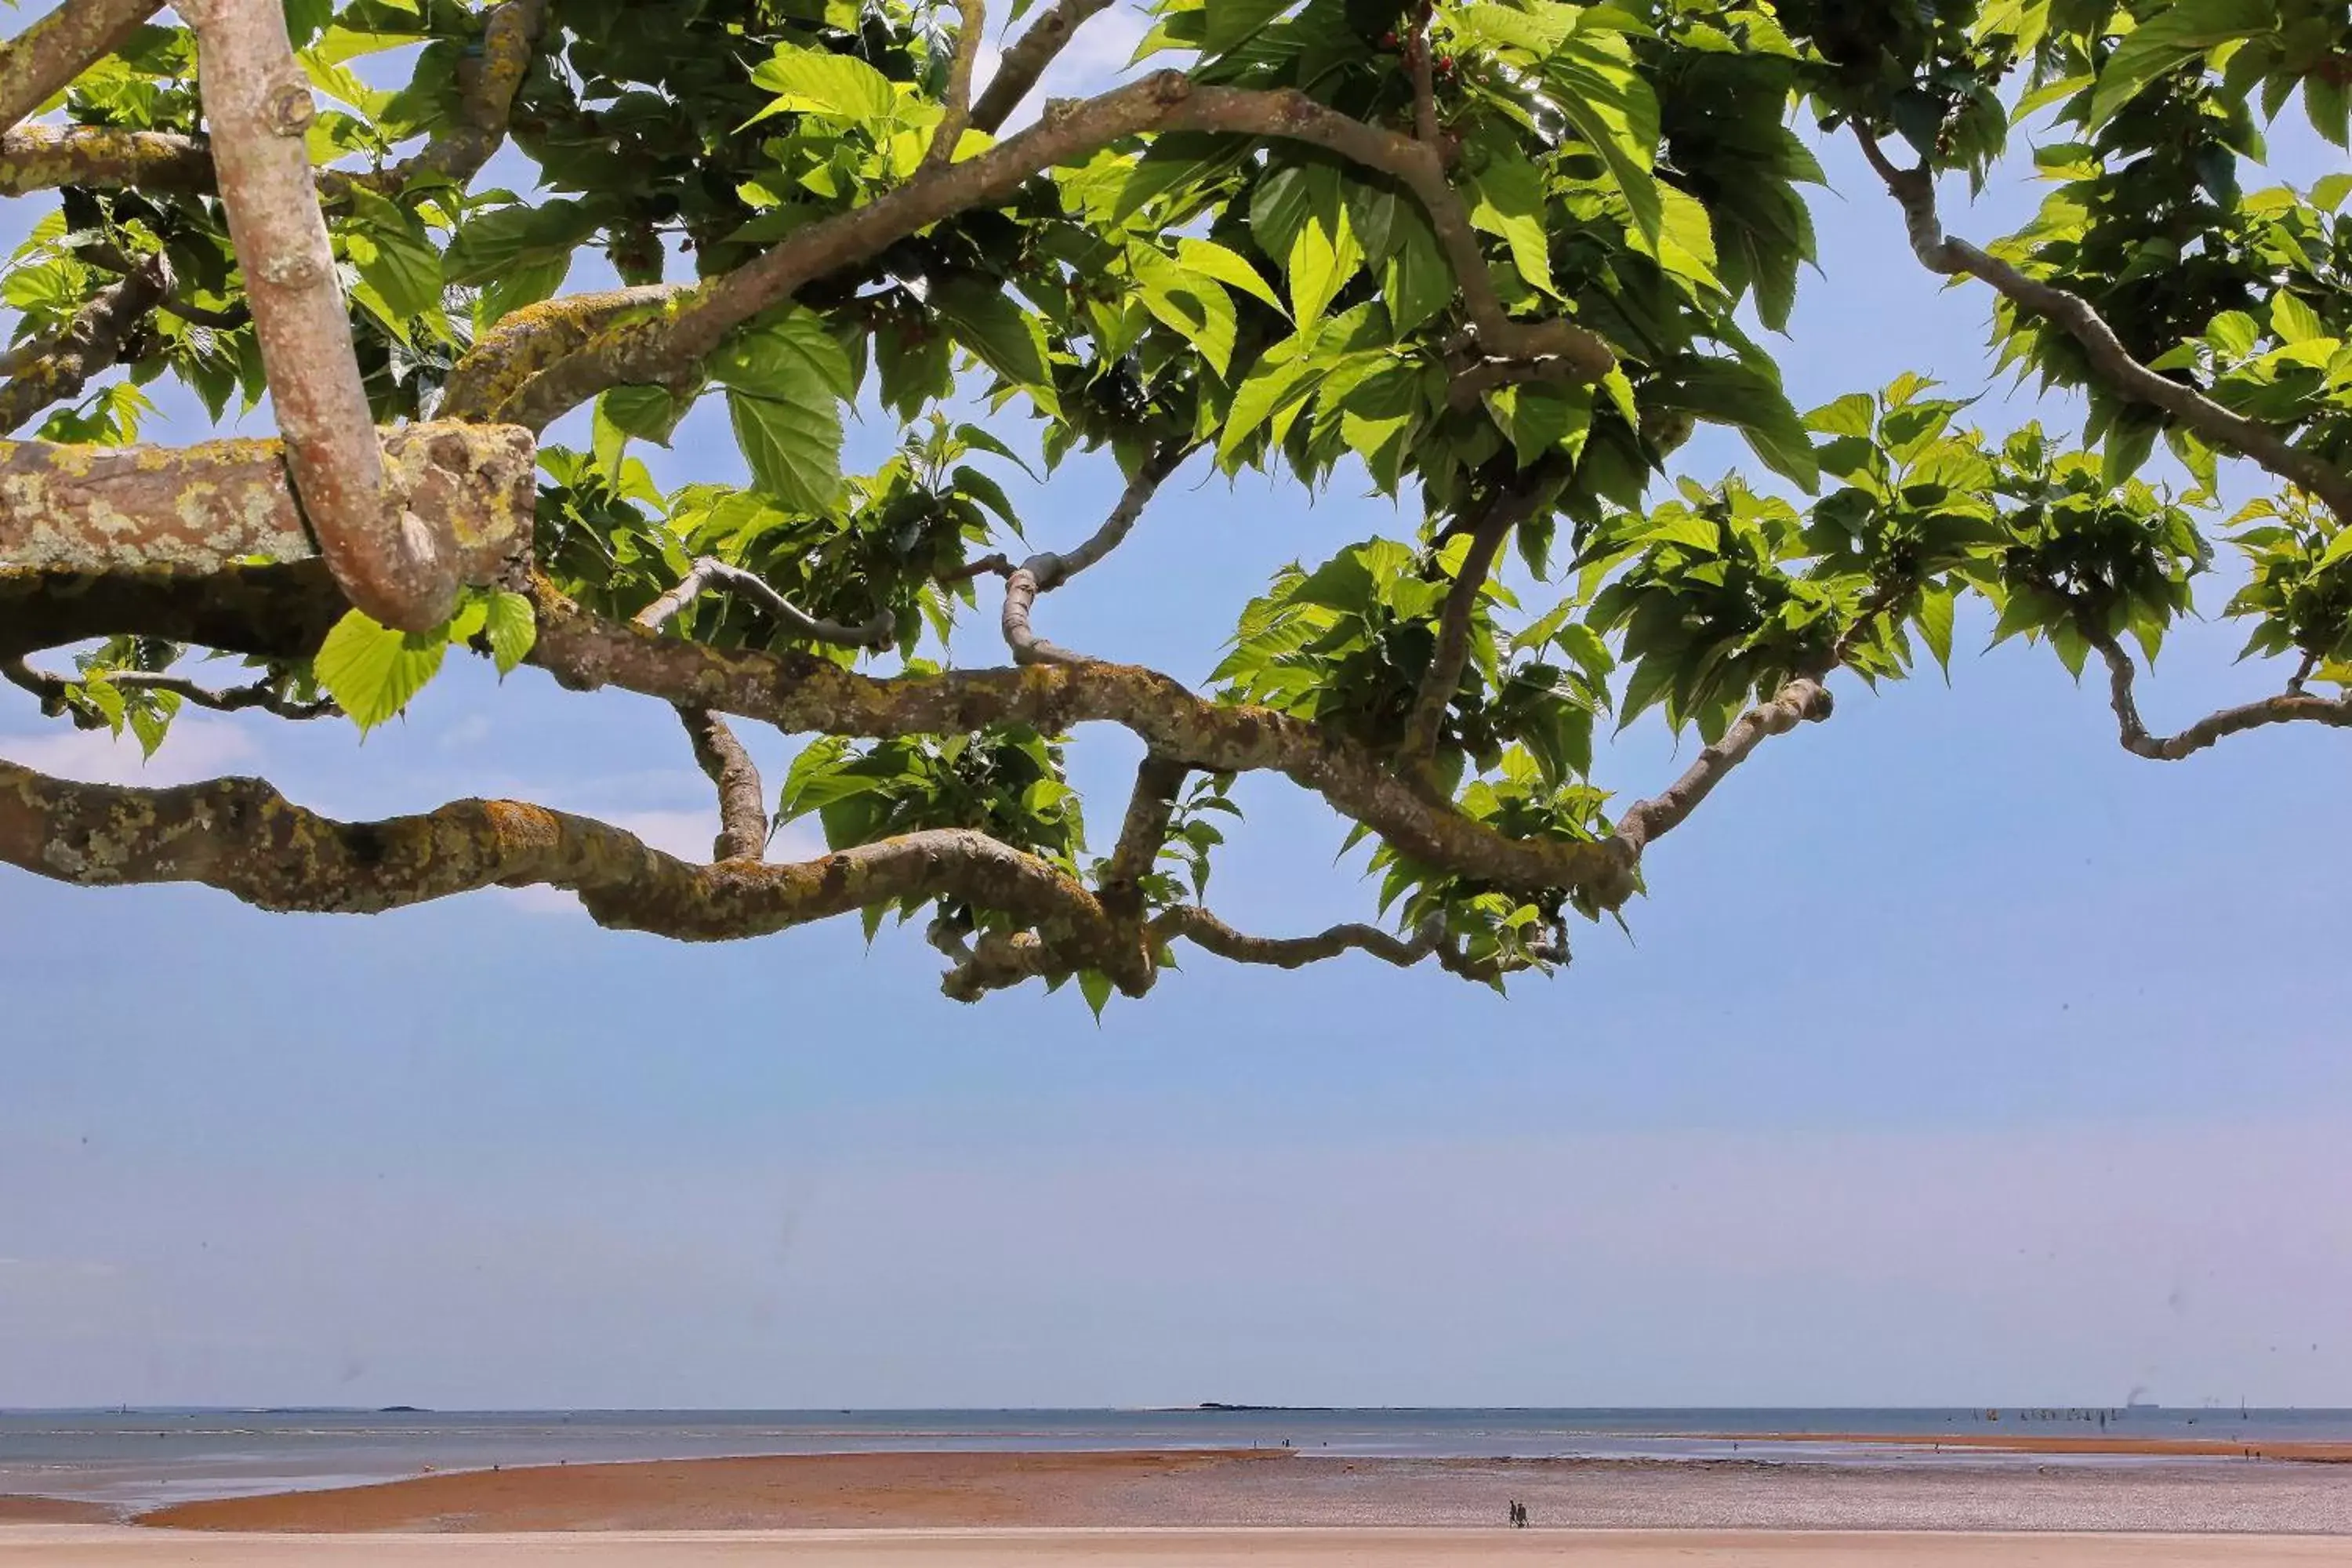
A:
[1195, 1403, 1336, 1413]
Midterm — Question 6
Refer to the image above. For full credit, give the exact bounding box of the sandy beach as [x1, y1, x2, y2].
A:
[5, 1526, 2352, 1566]
[70, 1448, 2352, 1535]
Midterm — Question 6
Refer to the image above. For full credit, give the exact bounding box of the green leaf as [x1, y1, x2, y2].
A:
[749, 42, 899, 130]
[1203, 0, 1294, 53]
[934, 278, 1056, 405]
[2205, 309, 2261, 358]
[1915, 585, 1955, 679]
[445, 199, 597, 287]
[1177, 238, 1285, 313]
[1077, 967, 1114, 1020]
[2085, 0, 2278, 129]
[2272, 291, 2327, 346]
[1541, 31, 1663, 241]
[601, 383, 691, 447]
[1467, 153, 1558, 297]
[728, 389, 843, 513]
[484, 591, 537, 676]
[1131, 246, 1238, 376]
[316, 608, 449, 731]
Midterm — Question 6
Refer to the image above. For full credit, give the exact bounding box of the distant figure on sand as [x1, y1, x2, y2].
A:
[1508, 1500, 1527, 1527]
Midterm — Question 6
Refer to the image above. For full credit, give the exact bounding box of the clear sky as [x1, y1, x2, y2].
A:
[2, 13, 2348, 1413]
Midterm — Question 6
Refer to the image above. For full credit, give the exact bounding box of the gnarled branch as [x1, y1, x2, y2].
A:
[371, 0, 550, 191]
[1854, 128, 2352, 525]
[1154, 904, 1444, 971]
[2088, 629, 2352, 761]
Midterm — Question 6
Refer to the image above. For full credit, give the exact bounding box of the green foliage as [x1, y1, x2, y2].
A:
[16, 0, 2352, 987]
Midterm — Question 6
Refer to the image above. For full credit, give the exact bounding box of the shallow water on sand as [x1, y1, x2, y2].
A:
[3, 1407, 2343, 1509]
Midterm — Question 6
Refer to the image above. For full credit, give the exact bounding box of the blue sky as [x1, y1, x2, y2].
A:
[2, 13, 2349, 1411]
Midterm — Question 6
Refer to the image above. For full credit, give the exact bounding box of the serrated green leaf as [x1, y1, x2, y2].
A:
[485, 591, 536, 675]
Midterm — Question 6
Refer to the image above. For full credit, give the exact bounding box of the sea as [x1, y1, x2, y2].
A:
[5, 1406, 2350, 1511]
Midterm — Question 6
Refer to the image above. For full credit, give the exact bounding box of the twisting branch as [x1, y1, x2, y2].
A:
[924, 0, 987, 172]
[2085, 628, 2352, 761]
[1397, 469, 1555, 771]
[483, 74, 1614, 430]
[371, 0, 550, 191]
[0, 124, 213, 195]
[2, 654, 337, 720]
[0, 0, 162, 132]
[996, 440, 1194, 666]
[677, 704, 768, 862]
[967, 0, 1109, 135]
[0, 758, 1152, 977]
[181, 0, 458, 633]
[1098, 753, 1188, 920]
[1153, 906, 1445, 971]
[633, 556, 898, 649]
[1853, 127, 2352, 524]
[0, 250, 169, 434]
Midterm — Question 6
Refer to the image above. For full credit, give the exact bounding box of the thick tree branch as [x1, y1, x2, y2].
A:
[486, 75, 1613, 430]
[438, 285, 677, 424]
[924, 0, 987, 172]
[0, 0, 161, 132]
[634, 556, 897, 648]
[0, 758, 1156, 979]
[0, 422, 533, 585]
[183, 0, 458, 633]
[1, 653, 337, 720]
[528, 593, 1639, 907]
[2087, 630, 2352, 760]
[0, 123, 214, 195]
[1855, 128, 2352, 524]
[967, 0, 1109, 135]
[0, 250, 169, 435]
[676, 703, 768, 862]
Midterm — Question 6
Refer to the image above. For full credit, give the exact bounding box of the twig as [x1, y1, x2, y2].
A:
[182, 0, 457, 632]
[923, 0, 986, 172]
[2, 653, 337, 720]
[1854, 126, 2352, 525]
[633, 556, 898, 648]
[2087, 628, 2352, 761]
[995, 440, 1193, 665]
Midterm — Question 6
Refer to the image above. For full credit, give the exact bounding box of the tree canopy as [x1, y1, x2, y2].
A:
[0, 0, 2347, 1007]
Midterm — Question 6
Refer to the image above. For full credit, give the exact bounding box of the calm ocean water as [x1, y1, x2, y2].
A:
[4, 1406, 2346, 1509]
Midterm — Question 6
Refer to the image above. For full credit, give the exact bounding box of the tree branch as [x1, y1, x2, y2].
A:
[923, 0, 986, 172]
[1397, 470, 1552, 771]
[967, 0, 1109, 135]
[0, 123, 214, 195]
[996, 439, 1193, 665]
[2086, 629, 2352, 760]
[1854, 127, 2352, 525]
[182, 0, 459, 633]
[633, 556, 898, 649]
[1153, 905, 1443, 971]
[0, 757, 1160, 980]
[1611, 674, 1833, 855]
[0, 0, 161, 132]
[676, 703, 768, 862]
[486, 75, 1614, 430]
[0, 422, 534, 585]
[368, 0, 550, 192]
[1405, 1, 1438, 147]
[0, 250, 169, 435]
[528, 591, 1639, 907]
[1098, 752, 1187, 920]
[2, 653, 337, 720]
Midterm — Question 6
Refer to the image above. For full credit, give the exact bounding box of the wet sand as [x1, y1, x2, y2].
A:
[1727, 1433, 2352, 1462]
[4, 1526, 2352, 1566]
[110, 1448, 2352, 1535]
